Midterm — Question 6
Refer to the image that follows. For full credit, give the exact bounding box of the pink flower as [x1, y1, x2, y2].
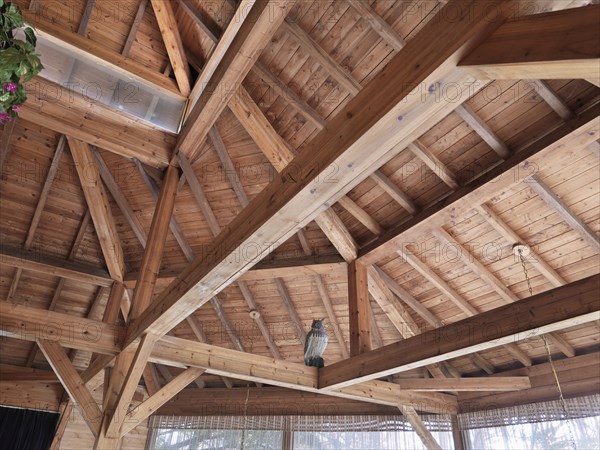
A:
[11, 104, 21, 113]
[3, 82, 18, 93]
[0, 112, 13, 124]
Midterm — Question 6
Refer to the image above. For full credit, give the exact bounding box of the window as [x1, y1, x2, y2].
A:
[146, 415, 455, 450]
[460, 394, 600, 450]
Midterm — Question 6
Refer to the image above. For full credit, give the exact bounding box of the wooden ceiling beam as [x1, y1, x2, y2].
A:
[369, 170, 418, 215]
[104, 333, 158, 439]
[186, 0, 257, 115]
[37, 340, 102, 437]
[0, 363, 61, 383]
[281, 19, 362, 96]
[359, 104, 600, 265]
[152, 336, 457, 414]
[126, 0, 543, 345]
[0, 300, 123, 355]
[372, 265, 440, 328]
[134, 160, 195, 262]
[68, 137, 126, 281]
[454, 104, 511, 159]
[347, 0, 405, 51]
[318, 275, 600, 390]
[313, 210, 359, 262]
[78, 0, 97, 35]
[7, 135, 66, 301]
[228, 86, 361, 259]
[0, 245, 113, 287]
[250, 61, 327, 129]
[0, 119, 16, 173]
[398, 404, 443, 450]
[528, 80, 575, 121]
[367, 266, 419, 338]
[129, 165, 181, 321]
[176, 0, 293, 159]
[119, 367, 205, 436]
[150, 0, 191, 96]
[122, 0, 148, 56]
[94, 152, 148, 248]
[313, 276, 350, 359]
[459, 5, 600, 80]
[407, 141, 460, 190]
[400, 245, 532, 367]
[528, 174, 600, 253]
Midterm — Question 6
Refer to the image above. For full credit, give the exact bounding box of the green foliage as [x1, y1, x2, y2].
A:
[0, 0, 43, 123]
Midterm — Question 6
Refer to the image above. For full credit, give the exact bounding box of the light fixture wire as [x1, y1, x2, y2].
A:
[516, 246, 577, 450]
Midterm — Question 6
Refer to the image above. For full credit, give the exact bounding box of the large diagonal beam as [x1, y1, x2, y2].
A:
[38, 339, 102, 437]
[319, 274, 600, 390]
[176, 0, 294, 159]
[67, 137, 125, 281]
[150, 0, 191, 95]
[126, 0, 520, 344]
[459, 5, 600, 80]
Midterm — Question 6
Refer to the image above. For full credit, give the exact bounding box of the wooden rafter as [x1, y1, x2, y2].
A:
[67, 137, 125, 281]
[454, 104, 511, 159]
[120, 367, 205, 436]
[186, 0, 257, 115]
[0, 245, 112, 287]
[149, 0, 191, 96]
[528, 174, 600, 253]
[37, 340, 102, 437]
[94, 151, 148, 248]
[176, 0, 293, 159]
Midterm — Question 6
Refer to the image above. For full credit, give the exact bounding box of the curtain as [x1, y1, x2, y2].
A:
[0, 406, 59, 450]
[147, 414, 455, 450]
[460, 394, 600, 450]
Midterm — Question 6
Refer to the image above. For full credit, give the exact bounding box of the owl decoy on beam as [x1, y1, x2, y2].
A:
[304, 319, 328, 368]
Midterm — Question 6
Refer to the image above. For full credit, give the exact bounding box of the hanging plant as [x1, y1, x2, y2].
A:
[0, 0, 43, 124]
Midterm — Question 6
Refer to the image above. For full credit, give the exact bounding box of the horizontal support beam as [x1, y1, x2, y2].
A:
[123, 254, 346, 288]
[319, 275, 600, 390]
[0, 363, 60, 383]
[459, 352, 600, 412]
[0, 301, 123, 355]
[0, 302, 455, 414]
[0, 246, 113, 287]
[393, 377, 531, 391]
[157, 386, 404, 416]
[459, 5, 600, 80]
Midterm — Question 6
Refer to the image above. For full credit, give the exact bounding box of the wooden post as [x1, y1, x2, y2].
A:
[348, 261, 371, 356]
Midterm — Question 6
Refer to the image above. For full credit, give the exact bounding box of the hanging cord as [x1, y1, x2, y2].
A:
[516, 247, 577, 450]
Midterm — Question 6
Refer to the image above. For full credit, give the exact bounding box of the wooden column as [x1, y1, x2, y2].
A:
[348, 261, 371, 356]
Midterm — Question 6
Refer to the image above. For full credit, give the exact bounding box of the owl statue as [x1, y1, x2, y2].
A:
[304, 319, 329, 368]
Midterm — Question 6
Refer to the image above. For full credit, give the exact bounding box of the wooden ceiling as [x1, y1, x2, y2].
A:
[0, 0, 599, 448]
